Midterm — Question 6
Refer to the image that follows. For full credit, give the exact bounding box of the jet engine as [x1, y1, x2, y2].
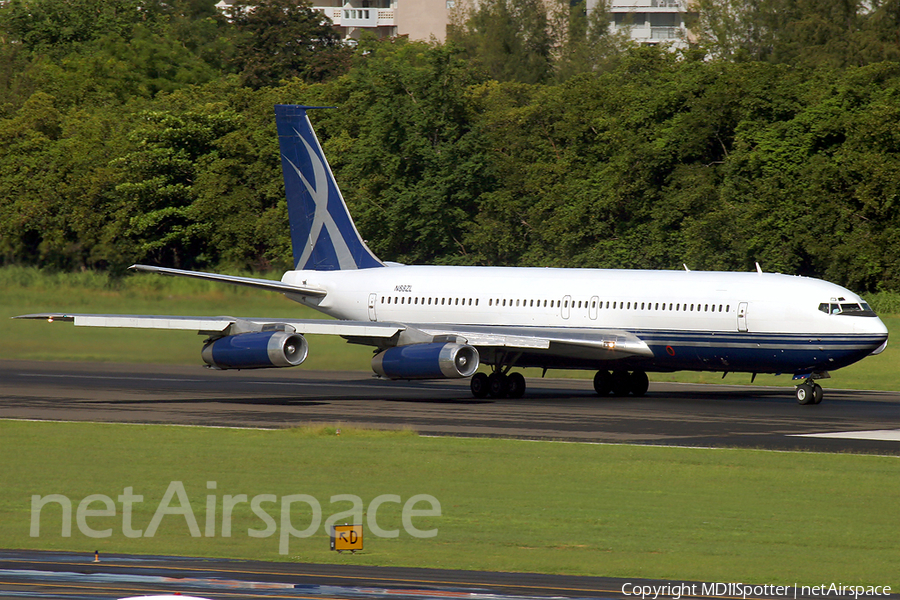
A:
[372, 342, 479, 380]
[201, 331, 308, 369]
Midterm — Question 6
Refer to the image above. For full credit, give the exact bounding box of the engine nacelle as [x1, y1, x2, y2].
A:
[201, 331, 308, 370]
[372, 343, 479, 380]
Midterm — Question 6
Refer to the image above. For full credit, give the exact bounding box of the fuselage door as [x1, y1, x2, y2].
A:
[737, 302, 748, 332]
[562, 295, 571, 320]
[589, 295, 599, 320]
[368, 293, 377, 322]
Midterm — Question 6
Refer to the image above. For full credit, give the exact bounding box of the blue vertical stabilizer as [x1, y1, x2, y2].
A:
[275, 105, 384, 271]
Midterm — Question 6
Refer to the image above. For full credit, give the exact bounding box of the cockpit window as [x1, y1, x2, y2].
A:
[819, 302, 878, 317]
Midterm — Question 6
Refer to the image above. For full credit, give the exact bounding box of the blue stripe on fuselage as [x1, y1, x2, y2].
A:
[635, 330, 886, 373]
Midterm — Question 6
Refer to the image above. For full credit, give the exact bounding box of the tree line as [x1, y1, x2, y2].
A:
[1, 0, 900, 294]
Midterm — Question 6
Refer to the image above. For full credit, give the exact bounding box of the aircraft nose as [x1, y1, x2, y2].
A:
[863, 316, 889, 355]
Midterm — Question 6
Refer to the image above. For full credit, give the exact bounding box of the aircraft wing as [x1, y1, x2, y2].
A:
[13, 315, 652, 360]
[12, 313, 403, 339]
[128, 264, 327, 298]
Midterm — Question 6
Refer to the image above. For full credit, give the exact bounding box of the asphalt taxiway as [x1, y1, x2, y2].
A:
[2, 550, 892, 600]
[2, 360, 900, 454]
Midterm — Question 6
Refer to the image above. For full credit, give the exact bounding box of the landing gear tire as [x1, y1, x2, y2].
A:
[812, 383, 824, 404]
[488, 372, 508, 398]
[470, 372, 489, 398]
[630, 370, 649, 397]
[506, 372, 526, 399]
[610, 371, 632, 397]
[594, 370, 612, 396]
[796, 383, 815, 405]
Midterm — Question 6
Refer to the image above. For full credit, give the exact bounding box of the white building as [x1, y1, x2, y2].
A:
[605, 0, 696, 49]
[216, 0, 695, 47]
[215, 0, 405, 42]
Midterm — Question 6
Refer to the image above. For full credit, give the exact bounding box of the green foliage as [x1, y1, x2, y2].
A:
[226, 0, 351, 88]
[2, 1, 900, 293]
[448, 0, 626, 84]
[0, 0, 159, 52]
[694, 0, 900, 67]
[312, 39, 492, 264]
[449, 0, 553, 84]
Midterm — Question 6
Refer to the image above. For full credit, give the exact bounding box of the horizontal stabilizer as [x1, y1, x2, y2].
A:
[129, 264, 327, 297]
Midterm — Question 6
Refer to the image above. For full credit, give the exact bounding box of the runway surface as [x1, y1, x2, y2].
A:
[2, 360, 900, 454]
[2, 549, 890, 600]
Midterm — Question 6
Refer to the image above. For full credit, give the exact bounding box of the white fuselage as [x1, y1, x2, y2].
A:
[281, 265, 887, 375]
[283, 266, 884, 337]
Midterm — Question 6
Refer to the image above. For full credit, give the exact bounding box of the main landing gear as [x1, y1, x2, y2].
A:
[795, 380, 824, 405]
[470, 371, 526, 399]
[593, 370, 649, 397]
[471, 368, 651, 399]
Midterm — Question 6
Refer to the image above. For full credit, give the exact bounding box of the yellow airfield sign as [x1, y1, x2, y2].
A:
[331, 524, 363, 552]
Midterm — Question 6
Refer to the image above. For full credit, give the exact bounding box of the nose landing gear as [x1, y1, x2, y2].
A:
[796, 381, 824, 405]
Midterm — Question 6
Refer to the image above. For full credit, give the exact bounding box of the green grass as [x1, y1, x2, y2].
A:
[1, 265, 898, 389]
[2, 419, 898, 586]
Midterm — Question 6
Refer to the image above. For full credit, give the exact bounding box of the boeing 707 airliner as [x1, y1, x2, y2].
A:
[16, 105, 889, 404]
